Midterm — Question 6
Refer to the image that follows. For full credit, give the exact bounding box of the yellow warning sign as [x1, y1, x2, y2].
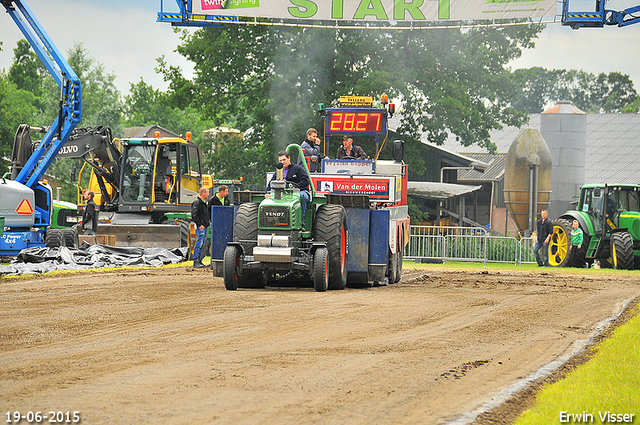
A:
[339, 96, 373, 107]
[16, 199, 33, 215]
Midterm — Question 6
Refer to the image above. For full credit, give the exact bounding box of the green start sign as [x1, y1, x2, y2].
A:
[195, 0, 556, 22]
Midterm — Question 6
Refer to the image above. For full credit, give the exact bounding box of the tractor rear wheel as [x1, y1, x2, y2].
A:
[234, 203, 259, 255]
[63, 228, 79, 248]
[611, 231, 634, 270]
[549, 219, 572, 267]
[45, 229, 64, 248]
[314, 205, 348, 290]
[232, 203, 263, 288]
[313, 247, 329, 292]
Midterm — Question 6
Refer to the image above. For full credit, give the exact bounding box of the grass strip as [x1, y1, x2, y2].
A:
[514, 304, 640, 425]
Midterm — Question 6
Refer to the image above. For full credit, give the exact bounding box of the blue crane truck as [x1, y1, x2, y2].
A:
[0, 0, 82, 255]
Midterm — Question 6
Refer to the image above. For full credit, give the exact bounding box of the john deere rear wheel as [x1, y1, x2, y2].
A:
[611, 231, 634, 270]
[549, 218, 572, 267]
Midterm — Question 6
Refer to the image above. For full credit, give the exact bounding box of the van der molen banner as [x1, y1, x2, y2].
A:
[195, 0, 557, 22]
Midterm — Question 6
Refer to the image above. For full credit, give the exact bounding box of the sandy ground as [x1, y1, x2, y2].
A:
[1, 266, 638, 425]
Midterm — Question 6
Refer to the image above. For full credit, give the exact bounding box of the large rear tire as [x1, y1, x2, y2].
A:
[611, 231, 634, 270]
[45, 229, 64, 248]
[314, 205, 348, 290]
[313, 247, 329, 292]
[234, 203, 259, 255]
[63, 228, 79, 248]
[549, 218, 572, 267]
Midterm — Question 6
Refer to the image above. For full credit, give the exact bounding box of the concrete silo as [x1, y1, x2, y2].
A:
[540, 101, 587, 220]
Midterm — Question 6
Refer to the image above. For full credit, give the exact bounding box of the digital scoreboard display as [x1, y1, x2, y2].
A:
[325, 109, 387, 135]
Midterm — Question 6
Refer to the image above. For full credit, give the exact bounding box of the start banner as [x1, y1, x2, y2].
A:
[194, 0, 557, 22]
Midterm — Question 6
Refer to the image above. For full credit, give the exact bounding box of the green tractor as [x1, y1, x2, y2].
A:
[550, 184, 640, 269]
[223, 144, 348, 291]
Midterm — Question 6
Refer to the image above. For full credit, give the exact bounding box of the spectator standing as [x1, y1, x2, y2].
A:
[569, 219, 585, 268]
[534, 209, 553, 267]
[191, 187, 210, 268]
[81, 189, 98, 236]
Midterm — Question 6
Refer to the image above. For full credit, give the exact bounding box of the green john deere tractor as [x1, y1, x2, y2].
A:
[550, 184, 640, 269]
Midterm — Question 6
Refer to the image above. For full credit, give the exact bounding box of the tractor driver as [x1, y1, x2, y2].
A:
[266, 150, 311, 225]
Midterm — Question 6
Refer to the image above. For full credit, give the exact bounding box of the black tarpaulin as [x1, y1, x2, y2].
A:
[0, 243, 188, 275]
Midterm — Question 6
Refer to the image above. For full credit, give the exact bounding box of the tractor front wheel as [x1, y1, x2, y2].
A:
[549, 219, 572, 267]
[223, 245, 241, 290]
[313, 247, 329, 292]
[611, 231, 634, 270]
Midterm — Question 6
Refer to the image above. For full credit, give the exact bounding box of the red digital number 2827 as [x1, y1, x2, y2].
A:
[329, 112, 381, 132]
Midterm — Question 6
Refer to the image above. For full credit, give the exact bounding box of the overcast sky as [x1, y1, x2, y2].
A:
[1, 0, 639, 98]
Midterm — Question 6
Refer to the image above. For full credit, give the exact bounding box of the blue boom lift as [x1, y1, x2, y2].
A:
[562, 0, 640, 28]
[0, 0, 82, 255]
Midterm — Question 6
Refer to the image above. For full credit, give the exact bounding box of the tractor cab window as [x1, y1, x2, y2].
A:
[122, 144, 155, 202]
[611, 188, 640, 213]
[582, 187, 604, 233]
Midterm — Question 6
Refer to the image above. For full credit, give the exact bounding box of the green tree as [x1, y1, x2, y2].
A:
[160, 24, 544, 183]
[8, 39, 46, 98]
[0, 73, 37, 174]
[36, 42, 125, 201]
[510, 68, 638, 113]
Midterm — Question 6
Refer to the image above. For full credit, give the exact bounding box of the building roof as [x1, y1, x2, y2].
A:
[407, 181, 482, 200]
[437, 114, 640, 185]
[457, 152, 506, 182]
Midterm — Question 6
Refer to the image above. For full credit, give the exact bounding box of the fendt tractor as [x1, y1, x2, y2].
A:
[214, 95, 410, 291]
[550, 184, 640, 269]
[0, 0, 82, 256]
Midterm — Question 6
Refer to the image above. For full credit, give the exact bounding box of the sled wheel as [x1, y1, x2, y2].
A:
[313, 247, 329, 292]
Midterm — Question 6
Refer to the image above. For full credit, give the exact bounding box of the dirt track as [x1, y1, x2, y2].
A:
[1, 266, 638, 424]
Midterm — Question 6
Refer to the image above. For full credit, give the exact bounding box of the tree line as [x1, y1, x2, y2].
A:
[0, 24, 638, 200]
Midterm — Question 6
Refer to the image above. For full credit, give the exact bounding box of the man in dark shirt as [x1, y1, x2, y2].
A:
[300, 128, 324, 172]
[81, 189, 98, 236]
[266, 150, 311, 224]
[534, 209, 553, 267]
[336, 135, 368, 160]
[191, 187, 210, 268]
[208, 185, 230, 208]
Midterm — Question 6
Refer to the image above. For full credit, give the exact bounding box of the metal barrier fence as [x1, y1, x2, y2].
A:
[404, 226, 539, 266]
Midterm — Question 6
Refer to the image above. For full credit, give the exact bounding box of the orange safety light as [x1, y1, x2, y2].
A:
[155, 131, 161, 138]
[16, 198, 33, 215]
[186, 131, 192, 141]
[381, 94, 389, 105]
